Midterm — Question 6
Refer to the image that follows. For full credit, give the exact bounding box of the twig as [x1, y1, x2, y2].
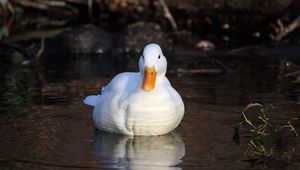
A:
[4, 0, 15, 13]
[175, 68, 224, 74]
[229, 45, 259, 54]
[11, 0, 78, 29]
[284, 70, 300, 78]
[88, 0, 94, 21]
[13, 0, 49, 10]
[13, 0, 68, 9]
[36, 38, 45, 59]
[43, 1, 66, 7]
[159, 0, 178, 30]
[6, 27, 70, 42]
[270, 14, 300, 42]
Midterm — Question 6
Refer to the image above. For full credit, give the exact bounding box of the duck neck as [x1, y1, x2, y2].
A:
[156, 75, 165, 83]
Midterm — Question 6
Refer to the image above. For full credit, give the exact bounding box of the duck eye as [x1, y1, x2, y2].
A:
[158, 55, 161, 59]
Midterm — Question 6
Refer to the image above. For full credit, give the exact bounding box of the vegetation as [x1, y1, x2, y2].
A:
[233, 103, 299, 167]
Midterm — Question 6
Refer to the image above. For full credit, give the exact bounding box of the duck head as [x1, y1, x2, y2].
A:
[139, 43, 167, 92]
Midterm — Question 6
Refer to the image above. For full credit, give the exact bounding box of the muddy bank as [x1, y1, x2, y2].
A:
[45, 22, 172, 54]
[2, 0, 300, 45]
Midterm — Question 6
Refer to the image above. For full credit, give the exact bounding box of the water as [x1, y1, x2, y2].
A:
[0, 52, 299, 169]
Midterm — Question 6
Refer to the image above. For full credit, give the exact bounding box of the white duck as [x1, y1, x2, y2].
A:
[84, 43, 184, 136]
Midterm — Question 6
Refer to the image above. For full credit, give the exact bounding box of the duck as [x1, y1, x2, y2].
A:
[84, 43, 184, 136]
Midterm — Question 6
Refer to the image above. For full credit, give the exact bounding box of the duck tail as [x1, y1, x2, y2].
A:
[83, 95, 99, 106]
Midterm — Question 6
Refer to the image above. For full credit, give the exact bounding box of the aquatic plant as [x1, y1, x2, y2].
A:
[233, 103, 299, 165]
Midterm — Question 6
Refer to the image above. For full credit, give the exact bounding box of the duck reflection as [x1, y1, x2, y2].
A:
[93, 130, 185, 170]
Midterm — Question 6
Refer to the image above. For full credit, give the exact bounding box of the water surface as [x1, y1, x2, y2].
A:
[0, 53, 299, 169]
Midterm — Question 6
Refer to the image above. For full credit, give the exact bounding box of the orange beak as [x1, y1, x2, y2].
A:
[141, 66, 156, 92]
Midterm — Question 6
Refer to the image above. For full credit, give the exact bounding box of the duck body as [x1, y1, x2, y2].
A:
[84, 43, 184, 136]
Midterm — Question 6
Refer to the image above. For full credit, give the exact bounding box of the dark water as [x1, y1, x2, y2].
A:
[0, 52, 299, 170]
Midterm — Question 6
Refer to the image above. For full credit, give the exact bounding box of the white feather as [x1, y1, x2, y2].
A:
[84, 43, 185, 136]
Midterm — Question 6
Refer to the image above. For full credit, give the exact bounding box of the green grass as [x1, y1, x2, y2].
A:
[233, 103, 299, 166]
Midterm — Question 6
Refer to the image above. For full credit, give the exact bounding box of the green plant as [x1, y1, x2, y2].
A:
[233, 103, 299, 165]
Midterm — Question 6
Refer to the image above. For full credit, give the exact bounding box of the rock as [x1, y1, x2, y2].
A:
[196, 40, 215, 51]
[115, 22, 173, 54]
[46, 25, 112, 54]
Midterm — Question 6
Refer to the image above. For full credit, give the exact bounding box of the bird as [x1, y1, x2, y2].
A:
[84, 43, 184, 136]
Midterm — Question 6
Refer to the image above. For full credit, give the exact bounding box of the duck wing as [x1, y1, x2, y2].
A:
[84, 72, 140, 107]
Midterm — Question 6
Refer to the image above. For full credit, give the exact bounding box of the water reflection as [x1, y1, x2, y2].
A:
[93, 130, 185, 170]
[0, 67, 37, 120]
[43, 53, 127, 78]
